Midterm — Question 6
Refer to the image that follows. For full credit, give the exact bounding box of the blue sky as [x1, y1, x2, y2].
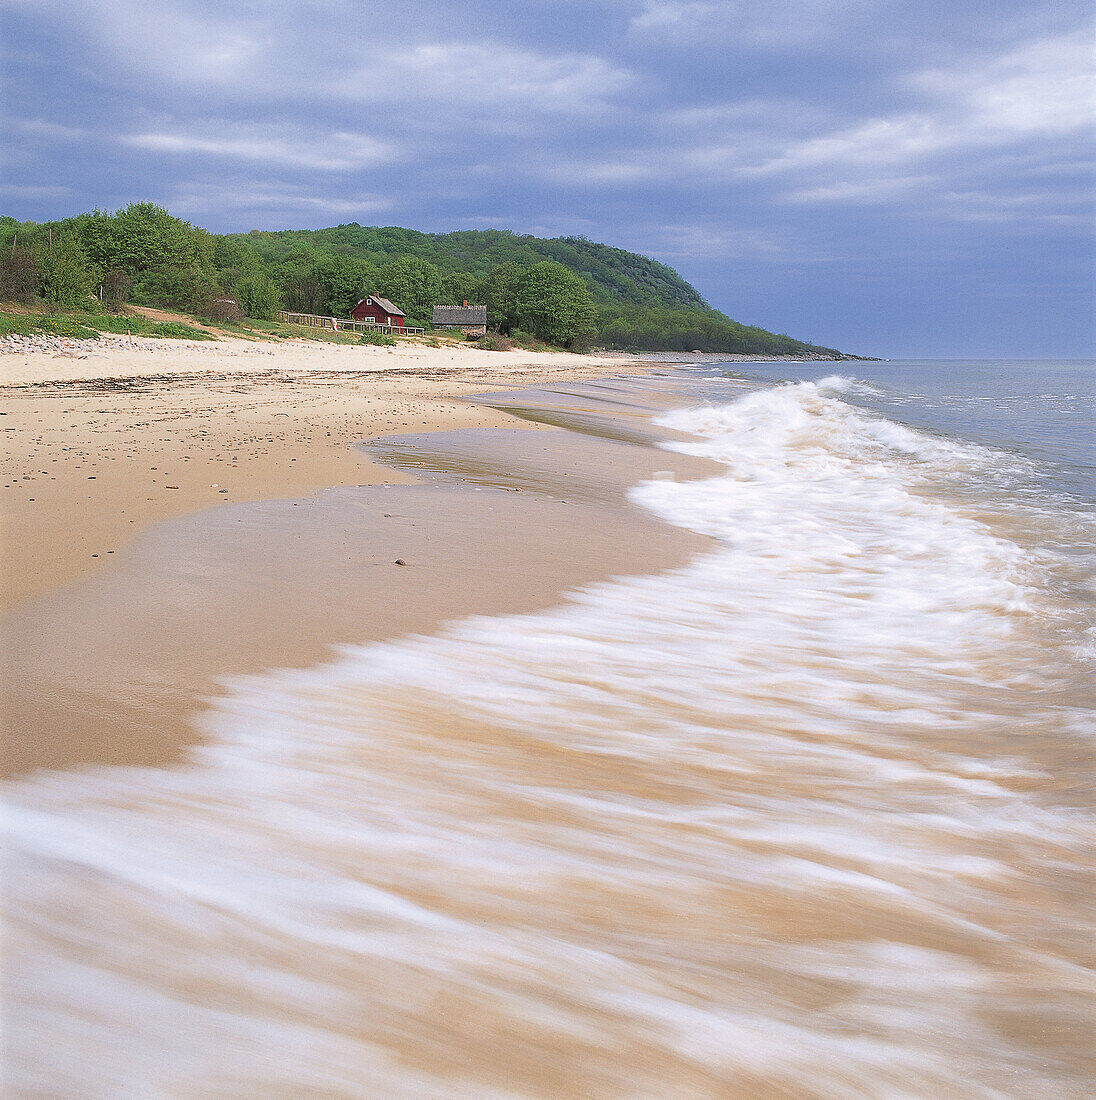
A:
[2, 0, 1092, 356]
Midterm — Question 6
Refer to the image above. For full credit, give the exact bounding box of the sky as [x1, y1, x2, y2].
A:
[1, 0, 1092, 357]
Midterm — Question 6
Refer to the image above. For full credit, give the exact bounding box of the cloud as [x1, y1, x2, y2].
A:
[628, 0, 876, 48]
[15, 120, 89, 142]
[753, 29, 1092, 184]
[536, 159, 655, 186]
[643, 24, 1094, 227]
[121, 127, 400, 172]
[644, 222, 793, 261]
[0, 183, 75, 201]
[8, 0, 632, 118]
[320, 43, 634, 123]
[782, 176, 938, 205]
[162, 181, 394, 227]
[912, 28, 1093, 138]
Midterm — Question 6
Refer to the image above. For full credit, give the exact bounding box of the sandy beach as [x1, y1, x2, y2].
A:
[0, 334, 673, 606]
[5, 342, 1093, 1098]
[1, 333, 715, 777]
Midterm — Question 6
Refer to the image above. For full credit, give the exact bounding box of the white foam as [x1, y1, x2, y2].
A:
[4, 378, 1094, 1097]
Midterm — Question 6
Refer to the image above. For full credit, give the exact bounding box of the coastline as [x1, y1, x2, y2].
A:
[1, 336, 720, 777]
[0, 336, 678, 609]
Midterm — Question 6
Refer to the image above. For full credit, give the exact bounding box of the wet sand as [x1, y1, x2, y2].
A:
[1, 338, 718, 777]
[0, 341, 669, 610]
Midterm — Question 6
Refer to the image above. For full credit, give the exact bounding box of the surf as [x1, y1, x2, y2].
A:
[4, 375, 1093, 1098]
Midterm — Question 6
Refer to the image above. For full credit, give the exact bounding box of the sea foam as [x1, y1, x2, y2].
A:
[4, 378, 1093, 1098]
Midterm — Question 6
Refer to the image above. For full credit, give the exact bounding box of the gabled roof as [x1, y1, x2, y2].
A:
[355, 296, 404, 316]
[433, 304, 488, 325]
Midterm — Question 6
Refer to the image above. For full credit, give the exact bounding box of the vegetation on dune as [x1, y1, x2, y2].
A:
[0, 206, 848, 355]
[0, 311, 102, 341]
[0, 309, 212, 342]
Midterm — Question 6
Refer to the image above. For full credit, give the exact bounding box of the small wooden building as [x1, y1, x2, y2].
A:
[432, 302, 488, 337]
[351, 296, 405, 330]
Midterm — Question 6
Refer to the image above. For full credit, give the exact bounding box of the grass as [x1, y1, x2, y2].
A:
[0, 311, 101, 340]
[82, 314, 214, 340]
[0, 308, 214, 341]
[2, 307, 411, 347]
[278, 323, 397, 346]
[197, 317, 283, 339]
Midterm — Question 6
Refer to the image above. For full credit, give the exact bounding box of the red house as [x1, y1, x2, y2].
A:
[350, 295, 405, 330]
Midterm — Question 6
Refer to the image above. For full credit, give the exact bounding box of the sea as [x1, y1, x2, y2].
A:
[4, 359, 1094, 1098]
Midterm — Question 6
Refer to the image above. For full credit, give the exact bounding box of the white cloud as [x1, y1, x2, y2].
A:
[8, 0, 632, 119]
[912, 28, 1093, 138]
[332, 43, 633, 116]
[628, 0, 876, 48]
[16, 120, 89, 142]
[5, 0, 273, 89]
[782, 175, 938, 205]
[0, 183, 75, 200]
[646, 222, 792, 260]
[121, 127, 400, 172]
[163, 181, 394, 226]
[644, 24, 1095, 225]
[536, 159, 655, 186]
[752, 28, 1093, 186]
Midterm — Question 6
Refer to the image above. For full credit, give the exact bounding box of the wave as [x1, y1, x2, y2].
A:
[5, 380, 1093, 1098]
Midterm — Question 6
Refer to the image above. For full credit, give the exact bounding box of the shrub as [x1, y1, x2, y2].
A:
[0, 311, 99, 340]
[37, 238, 96, 309]
[359, 331, 396, 346]
[135, 264, 218, 313]
[145, 321, 213, 340]
[476, 333, 512, 351]
[235, 273, 281, 320]
[0, 250, 39, 303]
[101, 269, 132, 307]
[62, 313, 214, 340]
[205, 295, 243, 323]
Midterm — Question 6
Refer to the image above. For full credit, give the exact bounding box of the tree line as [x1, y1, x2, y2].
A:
[0, 204, 842, 356]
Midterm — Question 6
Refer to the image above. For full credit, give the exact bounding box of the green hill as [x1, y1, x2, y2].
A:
[234, 225, 708, 311]
[1, 206, 851, 357]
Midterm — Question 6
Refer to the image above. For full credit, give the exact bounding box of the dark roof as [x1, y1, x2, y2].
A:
[355, 296, 404, 316]
[433, 304, 488, 325]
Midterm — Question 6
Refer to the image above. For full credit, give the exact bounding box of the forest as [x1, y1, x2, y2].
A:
[0, 204, 844, 356]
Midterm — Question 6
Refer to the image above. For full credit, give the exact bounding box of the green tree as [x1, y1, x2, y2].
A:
[235, 272, 282, 320]
[478, 261, 523, 333]
[376, 256, 441, 324]
[513, 262, 595, 347]
[210, 235, 264, 295]
[319, 253, 378, 317]
[77, 203, 212, 275]
[134, 264, 218, 313]
[440, 270, 477, 305]
[37, 237, 96, 308]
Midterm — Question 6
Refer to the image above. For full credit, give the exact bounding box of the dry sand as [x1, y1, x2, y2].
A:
[1, 335, 717, 777]
[0, 335, 665, 608]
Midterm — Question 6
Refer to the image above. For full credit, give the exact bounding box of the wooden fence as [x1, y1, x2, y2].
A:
[280, 311, 424, 335]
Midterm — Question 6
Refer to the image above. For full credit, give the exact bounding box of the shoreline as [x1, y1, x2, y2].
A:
[0, 338, 676, 610]
[1, 339, 722, 778]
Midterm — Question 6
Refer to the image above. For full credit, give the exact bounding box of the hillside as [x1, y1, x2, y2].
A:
[1, 206, 851, 357]
[234, 225, 708, 311]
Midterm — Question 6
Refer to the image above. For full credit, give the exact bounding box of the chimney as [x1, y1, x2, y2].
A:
[462, 300, 468, 307]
